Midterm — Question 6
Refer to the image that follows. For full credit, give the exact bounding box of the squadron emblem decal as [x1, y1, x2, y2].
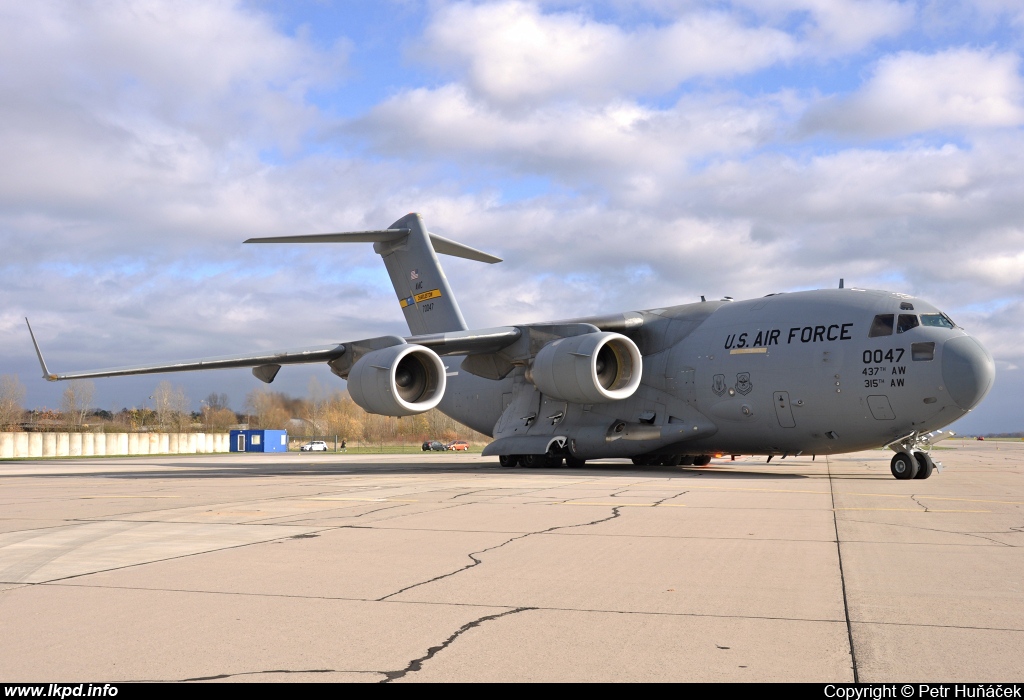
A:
[735, 372, 752, 395]
[712, 374, 727, 396]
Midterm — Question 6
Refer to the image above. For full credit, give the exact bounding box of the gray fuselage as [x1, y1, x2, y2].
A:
[440, 288, 994, 459]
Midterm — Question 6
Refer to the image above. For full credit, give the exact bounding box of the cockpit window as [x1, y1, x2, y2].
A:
[869, 314, 894, 337]
[920, 313, 955, 329]
[900, 302, 915, 310]
[896, 314, 919, 333]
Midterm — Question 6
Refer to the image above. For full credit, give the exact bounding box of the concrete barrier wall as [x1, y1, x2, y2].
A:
[0, 432, 231, 459]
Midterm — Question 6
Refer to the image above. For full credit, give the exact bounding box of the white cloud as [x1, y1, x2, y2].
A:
[733, 0, 914, 54]
[420, 1, 797, 104]
[0, 0, 349, 262]
[353, 83, 787, 198]
[802, 48, 1024, 137]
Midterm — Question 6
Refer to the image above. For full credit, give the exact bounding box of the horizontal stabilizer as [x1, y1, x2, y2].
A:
[245, 229, 501, 263]
[427, 233, 502, 264]
[244, 229, 409, 245]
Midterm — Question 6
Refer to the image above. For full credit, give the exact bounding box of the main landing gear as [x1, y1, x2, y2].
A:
[499, 451, 585, 468]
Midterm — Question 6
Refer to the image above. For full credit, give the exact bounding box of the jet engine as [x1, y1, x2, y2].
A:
[530, 332, 642, 404]
[347, 344, 446, 416]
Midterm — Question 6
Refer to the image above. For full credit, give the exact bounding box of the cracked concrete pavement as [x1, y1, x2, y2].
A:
[1, 441, 1022, 682]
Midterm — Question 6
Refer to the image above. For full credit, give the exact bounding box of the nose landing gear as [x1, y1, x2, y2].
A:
[887, 431, 949, 480]
[890, 451, 918, 479]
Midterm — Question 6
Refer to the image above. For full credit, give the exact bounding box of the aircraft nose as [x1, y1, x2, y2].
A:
[942, 336, 995, 411]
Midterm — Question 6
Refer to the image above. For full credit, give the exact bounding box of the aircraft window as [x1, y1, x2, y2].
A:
[868, 314, 894, 337]
[900, 302, 915, 310]
[912, 342, 935, 361]
[896, 314, 919, 333]
[920, 313, 955, 329]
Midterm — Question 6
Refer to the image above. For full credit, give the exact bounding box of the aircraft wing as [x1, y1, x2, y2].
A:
[25, 318, 521, 382]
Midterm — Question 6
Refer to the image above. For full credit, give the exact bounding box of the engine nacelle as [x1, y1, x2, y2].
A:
[347, 344, 446, 416]
[531, 332, 642, 404]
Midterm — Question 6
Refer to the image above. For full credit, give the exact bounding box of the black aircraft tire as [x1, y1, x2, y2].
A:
[631, 456, 649, 466]
[679, 455, 695, 466]
[522, 454, 543, 468]
[693, 455, 712, 467]
[913, 452, 934, 479]
[499, 454, 519, 468]
[544, 452, 564, 468]
[566, 455, 587, 468]
[666, 455, 683, 466]
[891, 451, 919, 480]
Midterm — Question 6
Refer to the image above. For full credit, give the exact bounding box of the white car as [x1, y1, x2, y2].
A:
[300, 441, 329, 452]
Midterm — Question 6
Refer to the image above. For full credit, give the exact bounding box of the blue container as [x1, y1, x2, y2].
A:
[230, 429, 288, 453]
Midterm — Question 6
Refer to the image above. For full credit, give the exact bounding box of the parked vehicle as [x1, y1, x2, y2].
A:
[301, 441, 329, 451]
[447, 441, 469, 451]
[422, 440, 446, 451]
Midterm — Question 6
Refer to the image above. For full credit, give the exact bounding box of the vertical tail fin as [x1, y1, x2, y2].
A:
[244, 213, 501, 335]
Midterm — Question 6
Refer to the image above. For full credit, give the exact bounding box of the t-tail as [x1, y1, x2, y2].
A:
[245, 213, 500, 335]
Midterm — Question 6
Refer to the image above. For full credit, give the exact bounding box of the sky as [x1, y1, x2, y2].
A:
[1, 0, 1023, 433]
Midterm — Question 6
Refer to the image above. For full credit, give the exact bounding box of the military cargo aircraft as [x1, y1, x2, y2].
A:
[27, 214, 995, 479]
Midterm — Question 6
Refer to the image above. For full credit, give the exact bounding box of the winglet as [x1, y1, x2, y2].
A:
[25, 318, 58, 381]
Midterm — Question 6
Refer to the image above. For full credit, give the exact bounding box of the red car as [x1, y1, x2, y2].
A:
[447, 441, 469, 451]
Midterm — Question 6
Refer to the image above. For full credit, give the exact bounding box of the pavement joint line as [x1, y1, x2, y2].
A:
[77, 495, 183, 499]
[26, 580, 849, 624]
[826, 454, 859, 684]
[0, 526, 331, 585]
[559, 501, 686, 507]
[16, 580, 1024, 634]
[352, 526, 838, 542]
[304, 497, 419, 502]
[833, 507, 991, 513]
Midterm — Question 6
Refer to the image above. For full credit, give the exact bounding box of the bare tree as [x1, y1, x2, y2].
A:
[199, 392, 234, 432]
[304, 378, 328, 434]
[0, 375, 26, 430]
[60, 380, 94, 430]
[204, 392, 229, 411]
[245, 389, 291, 429]
[322, 391, 363, 441]
[152, 381, 190, 431]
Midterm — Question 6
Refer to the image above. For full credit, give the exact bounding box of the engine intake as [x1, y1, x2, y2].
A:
[531, 332, 642, 404]
[347, 344, 446, 416]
